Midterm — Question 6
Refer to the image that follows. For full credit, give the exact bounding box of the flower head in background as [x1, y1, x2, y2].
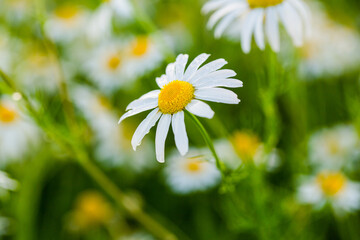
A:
[0, 171, 18, 198]
[298, 4, 360, 79]
[45, 4, 88, 43]
[165, 150, 221, 194]
[202, 0, 310, 53]
[297, 171, 360, 215]
[232, 131, 261, 161]
[119, 53, 242, 162]
[68, 191, 113, 231]
[309, 125, 359, 170]
[0, 97, 40, 164]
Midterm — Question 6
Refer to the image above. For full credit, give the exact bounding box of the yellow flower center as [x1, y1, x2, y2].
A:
[106, 55, 121, 71]
[0, 105, 18, 123]
[158, 80, 194, 114]
[232, 131, 261, 161]
[317, 172, 346, 197]
[247, 0, 284, 8]
[186, 161, 202, 172]
[131, 36, 149, 57]
[55, 5, 79, 20]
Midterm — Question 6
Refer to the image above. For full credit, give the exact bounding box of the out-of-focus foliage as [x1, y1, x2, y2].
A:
[0, 0, 360, 239]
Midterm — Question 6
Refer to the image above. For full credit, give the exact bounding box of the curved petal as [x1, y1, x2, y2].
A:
[214, 10, 240, 38]
[183, 53, 211, 81]
[194, 69, 236, 86]
[156, 74, 169, 88]
[207, 2, 243, 29]
[185, 100, 214, 119]
[126, 90, 160, 110]
[119, 101, 158, 123]
[254, 9, 265, 50]
[155, 114, 172, 163]
[265, 7, 280, 52]
[289, 0, 311, 39]
[166, 63, 176, 82]
[196, 78, 243, 88]
[190, 59, 228, 83]
[241, 9, 262, 53]
[126, 97, 158, 111]
[131, 108, 162, 150]
[172, 111, 188, 156]
[195, 88, 240, 104]
[278, 2, 303, 46]
[175, 54, 189, 81]
[202, 0, 228, 14]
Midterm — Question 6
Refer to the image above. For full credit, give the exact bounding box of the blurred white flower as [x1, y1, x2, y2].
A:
[309, 125, 359, 170]
[297, 171, 360, 215]
[165, 149, 221, 194]
[0, 171, 18, 197]
[45, 4, 88, 43]
[0, 97, 40, 165]
[71, 86, 154, 171]
[119, 53, 242, 162]
[298, 5, 360, 79]
[16, 47, 59, 93]
[202, 0, 310, 53]
[1, 0, 31, 23]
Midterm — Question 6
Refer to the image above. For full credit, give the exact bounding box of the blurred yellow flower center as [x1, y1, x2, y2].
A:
[186, 160, 203, 172]
[131, 37, 149, 56]
[317, 172, 346, 196]
[106, 55, 121, 70]
[247, 0, 284, 8]
[158, 80, 194, 114]
[0, 105, 18, 123]
[232, 131, 260, 160]
[55, 5, 79, 19]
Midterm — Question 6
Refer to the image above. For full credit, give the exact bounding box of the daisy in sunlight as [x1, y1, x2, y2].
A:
[165, 149, 221, 194]
[297, 171, 360, 214]
[0, 97, 39, 164]
[119, 53, 242, 163]
[45, 4, 88, 43]
[202, 0, 310, 53]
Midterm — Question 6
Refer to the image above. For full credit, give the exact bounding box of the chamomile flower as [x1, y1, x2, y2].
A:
[298, 5, 360, 79]
[119, 53, 242, 163]
[0, 97, 40, 164]
[309, 125, 359, 170]
[165, 149, 221, 194]
[297, 171, 360, 214]
[45, 4, 88, 43]
[202, 0, 310, 53]
[72, 86, 154, 171]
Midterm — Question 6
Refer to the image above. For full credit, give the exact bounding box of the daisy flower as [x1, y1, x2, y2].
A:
[165, 149, 221, 194]
[0, 97, 40, 164]
[202, 0, 310, 53]
[309, 125, 359, 170]
[119, 53, 243, 163]
[297, 171, 360, 214]
[45, 4, 88, 43]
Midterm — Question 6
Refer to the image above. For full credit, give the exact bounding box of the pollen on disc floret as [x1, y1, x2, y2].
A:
[158, 80, 195, 114]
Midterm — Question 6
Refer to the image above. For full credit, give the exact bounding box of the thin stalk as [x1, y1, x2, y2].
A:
[185, 110, 225, 173]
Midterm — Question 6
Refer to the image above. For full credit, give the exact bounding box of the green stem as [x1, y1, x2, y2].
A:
[185, 110, 224, 173]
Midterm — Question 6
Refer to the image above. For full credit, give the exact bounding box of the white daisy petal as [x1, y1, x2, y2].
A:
[196, 78, 243, 88]
[183, 53, 211, 81]
[190, 59, 228, 83]
[175, 54, 189, 80]
[126, 90, 160, 110]
[265, 7, 280, 52]
[278, 2, 303, 46]
[214, 10, 240, 38]
[202, 0, 230, 14]
[119, 101, 158, 123]
[172, 111, 189, 156]
[155, 114, 172, 163]
[289, 0, 311, 38]
[195, 88, 240, 104]
[254, 9, 265, 50]
[194, 69, 236, 86]
[131, 108, 162, 150]
[185, 100, 215, 119]
[207, 2, 243, 29]
[166, 63, 176, 81]
[156, 74, 169, 88]
[126, 97, 158, 111]
[241, 9, 262, 54]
